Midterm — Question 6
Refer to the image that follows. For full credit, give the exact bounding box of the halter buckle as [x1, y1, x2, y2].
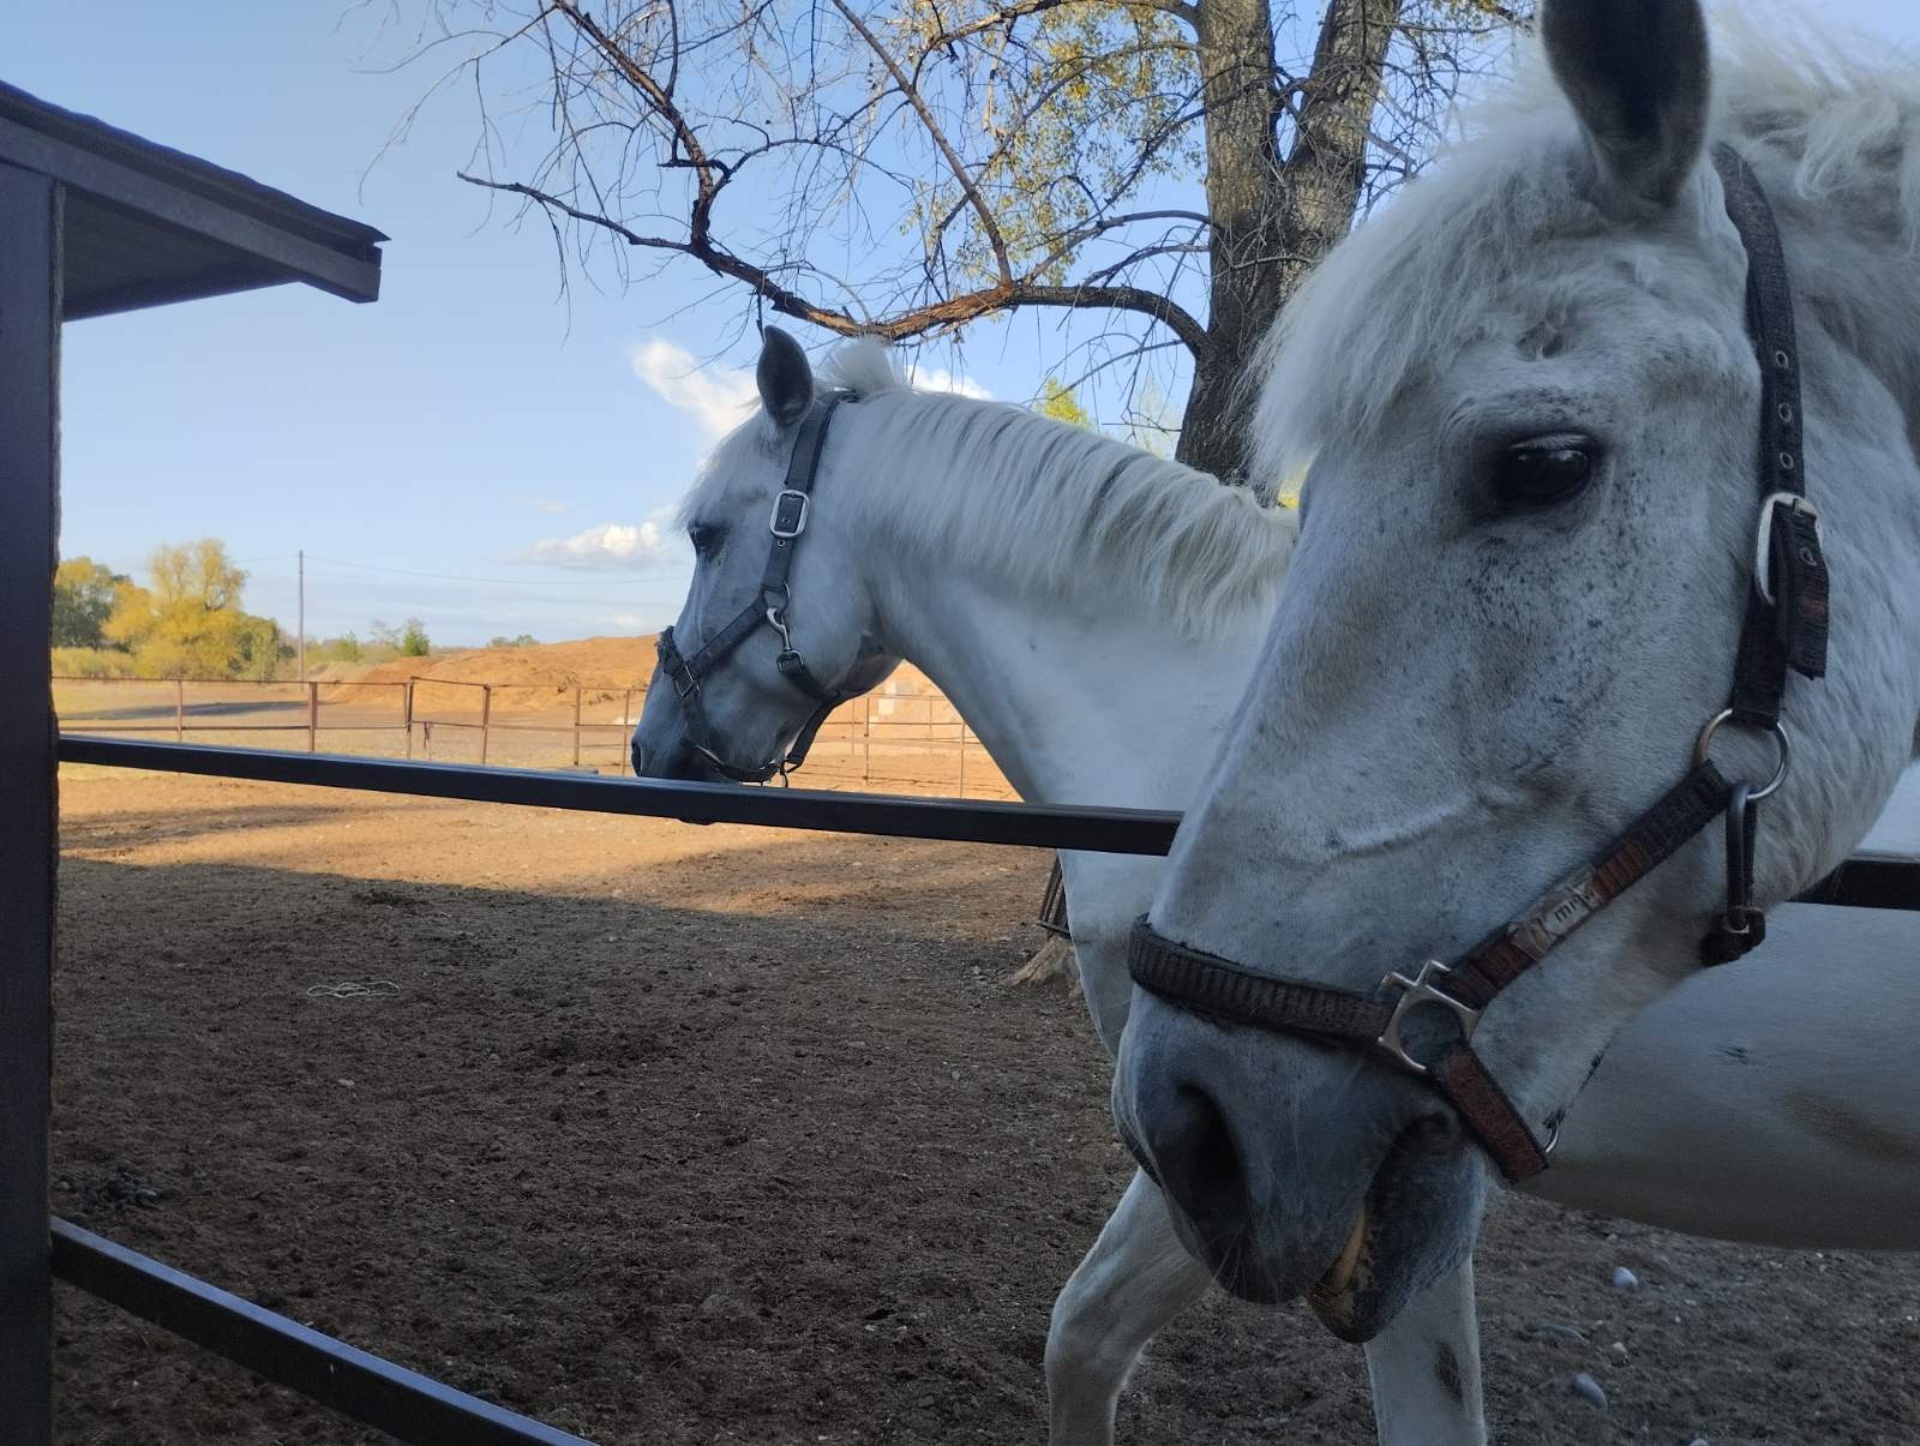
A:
[770, 489, 810, 539]
[1376, 960, 1481, 1078]
[1752, 492, 1820, 607]
[657, 629, 700, 699]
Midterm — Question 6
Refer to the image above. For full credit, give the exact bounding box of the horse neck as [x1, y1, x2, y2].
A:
[855, 538, 1268, 811]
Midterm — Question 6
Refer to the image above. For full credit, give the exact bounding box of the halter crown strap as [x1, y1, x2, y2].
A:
[759, 393, 845, 603]
[1715, 143, 1828, 727]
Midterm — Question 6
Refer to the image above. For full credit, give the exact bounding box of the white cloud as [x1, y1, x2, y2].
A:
[525, 520, 682, 570]
[910, 365, 991, 400]
[630, 338, 757, 439]
[512, 494, 573, 516]
[631, 333, 993, 435]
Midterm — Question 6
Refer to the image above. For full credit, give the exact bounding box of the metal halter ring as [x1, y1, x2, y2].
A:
[1694, 709, 1791, 801]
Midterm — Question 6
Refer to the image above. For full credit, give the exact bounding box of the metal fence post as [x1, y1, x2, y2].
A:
[175, 678, 185, 742]
[0, 160, 60, 1445]
[478, 685, 492, 768]
[306, 681, 319, 754]
[571, 686, 581, 770]
[403, 681, 414, 760]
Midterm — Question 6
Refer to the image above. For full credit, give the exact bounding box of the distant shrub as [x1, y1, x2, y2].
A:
[54, 558, 127, 648]
[316, 632, 363, 663]
[52, 647, 138, 679]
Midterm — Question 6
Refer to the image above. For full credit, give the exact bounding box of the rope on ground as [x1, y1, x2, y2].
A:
[305, 980, 402, 999]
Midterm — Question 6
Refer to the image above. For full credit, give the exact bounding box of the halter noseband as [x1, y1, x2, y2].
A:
[1129, 145, 1831, 1183]
[655, 392, 853, 784]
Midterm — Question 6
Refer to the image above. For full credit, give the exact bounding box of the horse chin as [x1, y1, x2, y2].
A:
[1304, 1135, 1485, 1344]
[1168, 1124, 1484, 1344]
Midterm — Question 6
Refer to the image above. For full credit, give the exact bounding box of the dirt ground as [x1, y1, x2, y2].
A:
[50, 769, 1920, 1445]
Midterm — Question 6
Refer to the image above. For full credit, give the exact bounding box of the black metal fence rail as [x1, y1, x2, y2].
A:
[58, 736, 1181, 855]
[59, 735, 1920, 909]
[51, 1221, 592, 1446]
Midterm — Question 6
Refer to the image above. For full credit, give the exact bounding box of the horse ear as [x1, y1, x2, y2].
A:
[1542, 0, 1711, 210]
[757, 326, 815, 430]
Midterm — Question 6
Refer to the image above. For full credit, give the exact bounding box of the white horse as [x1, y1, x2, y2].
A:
[1115, 0, 1920, 1416]
[631, 329, 1920, 1443]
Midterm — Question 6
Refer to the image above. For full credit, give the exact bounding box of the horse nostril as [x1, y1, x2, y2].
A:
[630, 738, 647, 775]
[1150, 1082, 1249, 1231]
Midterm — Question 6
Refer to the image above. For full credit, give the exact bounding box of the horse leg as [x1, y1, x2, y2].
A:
[1050, 1172, 1486, 1445]
[1046, 1168, 1211, 1446]
[1364, 1259, 1487, 1445]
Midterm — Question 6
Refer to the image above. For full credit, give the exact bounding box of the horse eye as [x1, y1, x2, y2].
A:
[1494, 438, 1599, 512]
[688, 524, 723, 559]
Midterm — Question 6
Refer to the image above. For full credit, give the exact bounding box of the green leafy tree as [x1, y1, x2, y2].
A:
[52, 557, 126, 648]
[103, 539, 289, 680]
[401, 0, 1525, 480]
[399, 619, 432, 657]
[1037, 380, 1094, 430]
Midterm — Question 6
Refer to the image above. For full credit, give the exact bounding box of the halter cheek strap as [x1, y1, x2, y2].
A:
[656, 393, 852, 783]
[1128, 144, 1829, 1183]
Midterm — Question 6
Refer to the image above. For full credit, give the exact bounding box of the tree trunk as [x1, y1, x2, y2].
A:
[1177, 0, 1405, 485]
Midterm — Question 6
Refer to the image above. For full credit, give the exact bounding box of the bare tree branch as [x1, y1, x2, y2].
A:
[459, 170, 1210, 351]
[400, 0, 1525, 477]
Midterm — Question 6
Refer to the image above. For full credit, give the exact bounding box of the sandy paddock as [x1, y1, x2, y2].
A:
[50, 768, 1920, 1444]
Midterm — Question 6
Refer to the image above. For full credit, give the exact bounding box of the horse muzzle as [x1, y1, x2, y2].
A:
[1114, 984, 1486, 1341]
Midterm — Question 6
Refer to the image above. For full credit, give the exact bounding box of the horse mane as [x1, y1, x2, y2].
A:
[692, 338, 1294, 639]
[1252, 7, 1920, 483]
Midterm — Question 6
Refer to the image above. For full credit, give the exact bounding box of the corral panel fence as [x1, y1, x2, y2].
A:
[53, 673, 1017, 797]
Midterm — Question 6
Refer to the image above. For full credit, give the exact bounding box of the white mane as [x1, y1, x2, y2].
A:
[695, 339, 1295, 639]
[1253, 8, 1920, 482]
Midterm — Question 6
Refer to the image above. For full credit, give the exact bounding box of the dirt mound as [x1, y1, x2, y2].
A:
[322, 635, 954, 719]
[330, 636, 662, 711]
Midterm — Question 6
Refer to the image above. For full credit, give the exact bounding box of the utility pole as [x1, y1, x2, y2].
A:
[297, 548, 306, 682]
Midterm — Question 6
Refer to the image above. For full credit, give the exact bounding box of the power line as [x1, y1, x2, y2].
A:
[300, 553, 681, 587]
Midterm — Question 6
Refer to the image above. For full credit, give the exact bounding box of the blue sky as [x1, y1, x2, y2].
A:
[12, 1, 1915, 646]
[13, 1, 1015, 646]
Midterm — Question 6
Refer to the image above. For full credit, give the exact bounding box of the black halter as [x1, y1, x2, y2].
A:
[1128, 145, 1830, 1182]
[655, 393, 852, 783]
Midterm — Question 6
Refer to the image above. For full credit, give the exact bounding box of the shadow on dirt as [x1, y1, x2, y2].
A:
[52, 839, 1920, 1446]
[52, 850, 1151, 1446]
